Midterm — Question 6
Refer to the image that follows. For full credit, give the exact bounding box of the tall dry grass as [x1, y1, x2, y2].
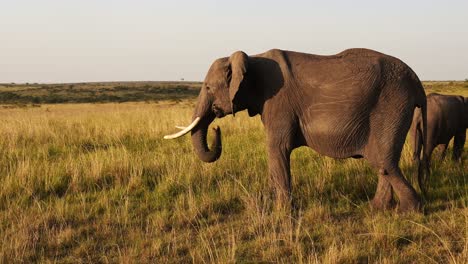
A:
[0, 97, 466, 263]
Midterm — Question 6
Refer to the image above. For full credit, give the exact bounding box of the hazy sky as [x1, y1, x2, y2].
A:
[1, 0, 467, 83]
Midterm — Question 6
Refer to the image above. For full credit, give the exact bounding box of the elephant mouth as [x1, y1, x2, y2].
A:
[213, 107, 225, 118]
[215, 112, 225, 118]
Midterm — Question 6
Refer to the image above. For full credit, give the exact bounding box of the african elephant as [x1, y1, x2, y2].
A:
[412, 93, 467, 192]
[165, 48, 428, 212]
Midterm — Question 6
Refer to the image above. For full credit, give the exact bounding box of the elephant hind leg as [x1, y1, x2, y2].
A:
[365, 108, 421, 211]
[380, 165, 422, 212]
[370, 168, 395, 210]
[368, 159, 421, 212]
[419, 140, 437, 194]
[453, 132, 466, 162]
[365, 81, 422, 212]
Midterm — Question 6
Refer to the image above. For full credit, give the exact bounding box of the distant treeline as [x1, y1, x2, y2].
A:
[0, 82, 201, 104]
[0, 81, 466, 105]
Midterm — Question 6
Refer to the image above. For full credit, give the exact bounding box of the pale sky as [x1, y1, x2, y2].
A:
[1, 0, 467, 83]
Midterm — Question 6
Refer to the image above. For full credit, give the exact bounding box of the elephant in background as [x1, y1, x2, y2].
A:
[412, 93, 467, 192]
[165, 48, 428, 212]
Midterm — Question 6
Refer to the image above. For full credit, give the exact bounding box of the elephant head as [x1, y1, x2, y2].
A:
[164, 51, 249, 162]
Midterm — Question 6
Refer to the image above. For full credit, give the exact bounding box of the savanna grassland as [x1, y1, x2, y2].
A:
[0, 81, 466, 263]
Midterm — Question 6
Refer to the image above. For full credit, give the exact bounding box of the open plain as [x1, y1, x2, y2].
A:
[0, 81, 466, 263]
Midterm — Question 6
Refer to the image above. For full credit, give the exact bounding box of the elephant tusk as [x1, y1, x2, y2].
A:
[175, 125, 186, 130]
[164, 117, 201, 139]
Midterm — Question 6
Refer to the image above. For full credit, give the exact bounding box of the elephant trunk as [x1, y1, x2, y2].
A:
[190, 92, 222, 163]
[163, 88, 222, 162]
[191, 116, 221, 163]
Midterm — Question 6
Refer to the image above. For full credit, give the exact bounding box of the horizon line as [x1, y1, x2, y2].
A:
[1, 79, 467, 85]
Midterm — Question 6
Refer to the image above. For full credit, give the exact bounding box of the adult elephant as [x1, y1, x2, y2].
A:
[412, 93, 467, 192]
[165, 48, 428, 212]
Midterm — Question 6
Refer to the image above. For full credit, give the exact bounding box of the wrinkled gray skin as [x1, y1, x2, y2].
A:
[188, 48, 428, 212]
[412, 93, 467, 193]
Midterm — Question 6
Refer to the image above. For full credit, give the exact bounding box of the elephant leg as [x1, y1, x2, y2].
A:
[263, 111, 297, 209]
[422, 140, 436, 175]
[418, 141, 436, 195]
[453, 132, 466, 162]
[365, 95, 421, 212]
[382, 165, 422, 212]
[267, 144, 293, 209]
[371, 169, 395, 210]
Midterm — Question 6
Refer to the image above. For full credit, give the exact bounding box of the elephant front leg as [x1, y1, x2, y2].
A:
[267, 144, 293, 210]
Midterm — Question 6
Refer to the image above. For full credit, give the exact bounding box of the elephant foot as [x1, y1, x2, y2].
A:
[371, 173, 395, 211]
[396, 198, 423, 213]
[370, 196, 395, 211]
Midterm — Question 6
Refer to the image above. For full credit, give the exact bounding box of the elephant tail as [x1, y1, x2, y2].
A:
[412, 109, 423, 161]
[415, 85, 430, 196]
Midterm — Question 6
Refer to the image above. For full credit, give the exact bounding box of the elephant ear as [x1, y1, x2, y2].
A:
[228, 51, 248, 114]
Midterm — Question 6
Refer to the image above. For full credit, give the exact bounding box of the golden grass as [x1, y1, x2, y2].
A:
[0, 87, 466, 263]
